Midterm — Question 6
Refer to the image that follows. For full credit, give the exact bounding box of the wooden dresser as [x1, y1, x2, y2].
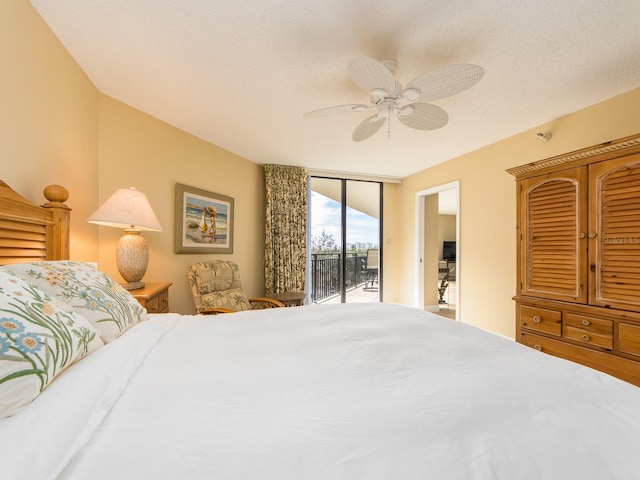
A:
[507, 133, 640, 386]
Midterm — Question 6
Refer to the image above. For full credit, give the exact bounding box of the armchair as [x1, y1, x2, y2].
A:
[187, 260, 284, 314]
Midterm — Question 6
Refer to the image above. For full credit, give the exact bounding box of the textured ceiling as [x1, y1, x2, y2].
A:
[30, 0, 640, 179]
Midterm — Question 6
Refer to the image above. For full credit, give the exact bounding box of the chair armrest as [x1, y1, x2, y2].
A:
[249, 297, 285, 308]
[199, 307, 236, 315]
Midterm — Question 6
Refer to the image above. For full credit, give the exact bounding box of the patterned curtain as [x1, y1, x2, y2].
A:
[264, 164, 307, 294]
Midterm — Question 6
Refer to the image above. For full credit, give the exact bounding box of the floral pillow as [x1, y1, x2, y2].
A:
[0, 270, 104, 418]
[1, 261, 148, 343]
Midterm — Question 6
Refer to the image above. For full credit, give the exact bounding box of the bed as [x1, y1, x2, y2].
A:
[2, 180, 640, 480]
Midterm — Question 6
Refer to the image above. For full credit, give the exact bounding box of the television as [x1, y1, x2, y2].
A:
[442, 241, 456, 261]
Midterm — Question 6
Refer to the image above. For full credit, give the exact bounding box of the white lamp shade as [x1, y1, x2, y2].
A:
[88, 187, 162, 231]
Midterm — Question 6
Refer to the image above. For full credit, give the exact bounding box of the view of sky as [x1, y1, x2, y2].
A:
[310, 191, 378, 248]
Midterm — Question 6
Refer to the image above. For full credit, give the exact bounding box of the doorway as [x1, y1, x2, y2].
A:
[308, 177, 382, 304]
[415, 181, 460, 321]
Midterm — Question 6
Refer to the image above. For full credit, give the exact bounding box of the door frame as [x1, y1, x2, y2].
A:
[307, 176, 383, 303]
[414, 180, 460, 321]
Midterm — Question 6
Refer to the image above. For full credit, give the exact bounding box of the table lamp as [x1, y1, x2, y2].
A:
[88, 187, 162, 290]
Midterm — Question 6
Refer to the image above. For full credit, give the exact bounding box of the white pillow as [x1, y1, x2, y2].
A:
[0, 270, 104, 417]
[1, 261, 148, 343]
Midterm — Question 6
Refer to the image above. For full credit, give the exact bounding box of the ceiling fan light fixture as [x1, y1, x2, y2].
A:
[404, 87, 421, 102]
[304, 56, 483, 141]
[370, 88, 389, 98]
[376, 102, 394, 118]
[398, 105, 415, 118]
[381, 59, 398, 73]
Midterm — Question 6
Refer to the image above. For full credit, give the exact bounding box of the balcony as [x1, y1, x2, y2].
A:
[310, 251, 378, 304]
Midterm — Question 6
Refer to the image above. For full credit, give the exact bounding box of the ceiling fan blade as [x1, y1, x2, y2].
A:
[398, 103, 449, 130]
[347, 56, 396, 97]
[303, 104, 371, 119]
[405, 64, 484, 102]
[352, 114, 386, 142]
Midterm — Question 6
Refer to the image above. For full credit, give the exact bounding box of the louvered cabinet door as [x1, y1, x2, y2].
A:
[519, 167, 588, 302]
[590, 156, 640, 311]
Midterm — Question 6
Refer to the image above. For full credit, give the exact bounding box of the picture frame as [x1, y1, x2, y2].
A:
[174, 183, 234, 254]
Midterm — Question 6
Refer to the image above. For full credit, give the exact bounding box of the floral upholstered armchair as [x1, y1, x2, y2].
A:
[187, 260, 284, 314]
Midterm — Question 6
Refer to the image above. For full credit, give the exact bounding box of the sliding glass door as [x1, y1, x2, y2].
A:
[308, 177, 381, 304]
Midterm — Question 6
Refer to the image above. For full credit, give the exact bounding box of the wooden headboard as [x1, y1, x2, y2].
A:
[0, 180, 71, 265]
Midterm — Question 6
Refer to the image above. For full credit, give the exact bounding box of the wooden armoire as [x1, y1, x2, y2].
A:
[507, 133, 640, 386]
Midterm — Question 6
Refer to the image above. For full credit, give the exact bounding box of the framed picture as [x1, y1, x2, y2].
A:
[174, 183, 234, 254]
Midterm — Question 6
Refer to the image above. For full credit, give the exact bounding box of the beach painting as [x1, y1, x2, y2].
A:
[175, 183, 234, 254]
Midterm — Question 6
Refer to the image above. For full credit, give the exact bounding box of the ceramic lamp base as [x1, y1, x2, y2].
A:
[122, 281, 145, 291]
[116, 229, 149, 289]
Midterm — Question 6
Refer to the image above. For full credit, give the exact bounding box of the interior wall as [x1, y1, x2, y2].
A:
[384, 87, 640, 338]
[97, 95, 266, 314]
[0, 0, 99, 262]
[8, 0, 640, 325]
[381, 182, 400, 302]
[2, 2, 267, 315]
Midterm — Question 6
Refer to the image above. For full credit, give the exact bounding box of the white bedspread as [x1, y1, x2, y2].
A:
[3, 303, 640, 479]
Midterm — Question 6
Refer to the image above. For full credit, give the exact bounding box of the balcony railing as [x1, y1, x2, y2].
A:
[310, 251, 371, 303]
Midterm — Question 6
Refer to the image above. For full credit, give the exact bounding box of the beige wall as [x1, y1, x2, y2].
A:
[6, 1, 640, 329]
[383, 87, 640, 338]
[0, 0, 99, 262]
[97, 95, 266, 314]
[2, 2, 266, 315]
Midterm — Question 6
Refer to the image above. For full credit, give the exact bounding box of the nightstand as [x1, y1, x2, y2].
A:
[127, 282, 172, 313]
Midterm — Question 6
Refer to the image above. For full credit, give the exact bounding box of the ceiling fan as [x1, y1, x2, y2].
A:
[303, 56, 484, 142]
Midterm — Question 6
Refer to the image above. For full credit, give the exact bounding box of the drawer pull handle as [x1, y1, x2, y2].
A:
[581, 319, 590, 326]
[533, 344, 542, 351]
[582, 334, 590, 342]
[532, 315, 542, 323]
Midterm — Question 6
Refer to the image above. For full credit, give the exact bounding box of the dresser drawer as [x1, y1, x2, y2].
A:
[519, 330, 640, 386]
[565, 313, 613, 349]
[146, 290, 169, 313]
[565, 313, 613, 333]
[520, 305, 561, 336]
[619, 323, 640, 358]
[520, 330, 575, 357]
[157, 289, 169, 313]
[565, 326, 613, 349]
[146, 295, 160, 313]
[128, 282, 172, 314]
